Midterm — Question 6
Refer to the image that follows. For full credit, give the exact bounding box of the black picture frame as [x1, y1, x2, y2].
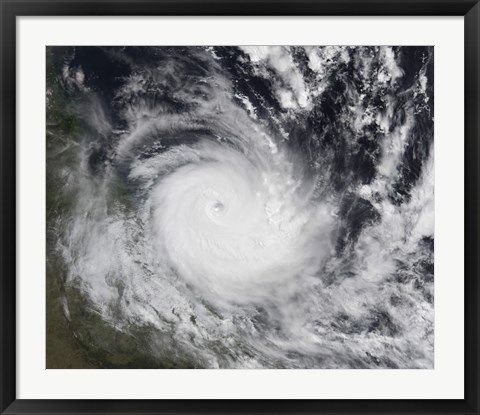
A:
[1, 1, 479, 414]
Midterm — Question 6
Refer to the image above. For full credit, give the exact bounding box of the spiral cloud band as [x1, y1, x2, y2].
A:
[149, 141, 335, 304]
[47, 46, 434, 369]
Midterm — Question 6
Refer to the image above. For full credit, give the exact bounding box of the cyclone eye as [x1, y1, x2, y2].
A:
[47, 45, 435, 370]
[213, 202, 224, 213]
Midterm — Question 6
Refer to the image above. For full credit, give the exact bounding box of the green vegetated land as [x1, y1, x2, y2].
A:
[47, 47, 93, 368]
[46, 47, 186, 369]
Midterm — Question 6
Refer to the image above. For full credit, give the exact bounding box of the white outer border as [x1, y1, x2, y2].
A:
[17, 16, 464, 399]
